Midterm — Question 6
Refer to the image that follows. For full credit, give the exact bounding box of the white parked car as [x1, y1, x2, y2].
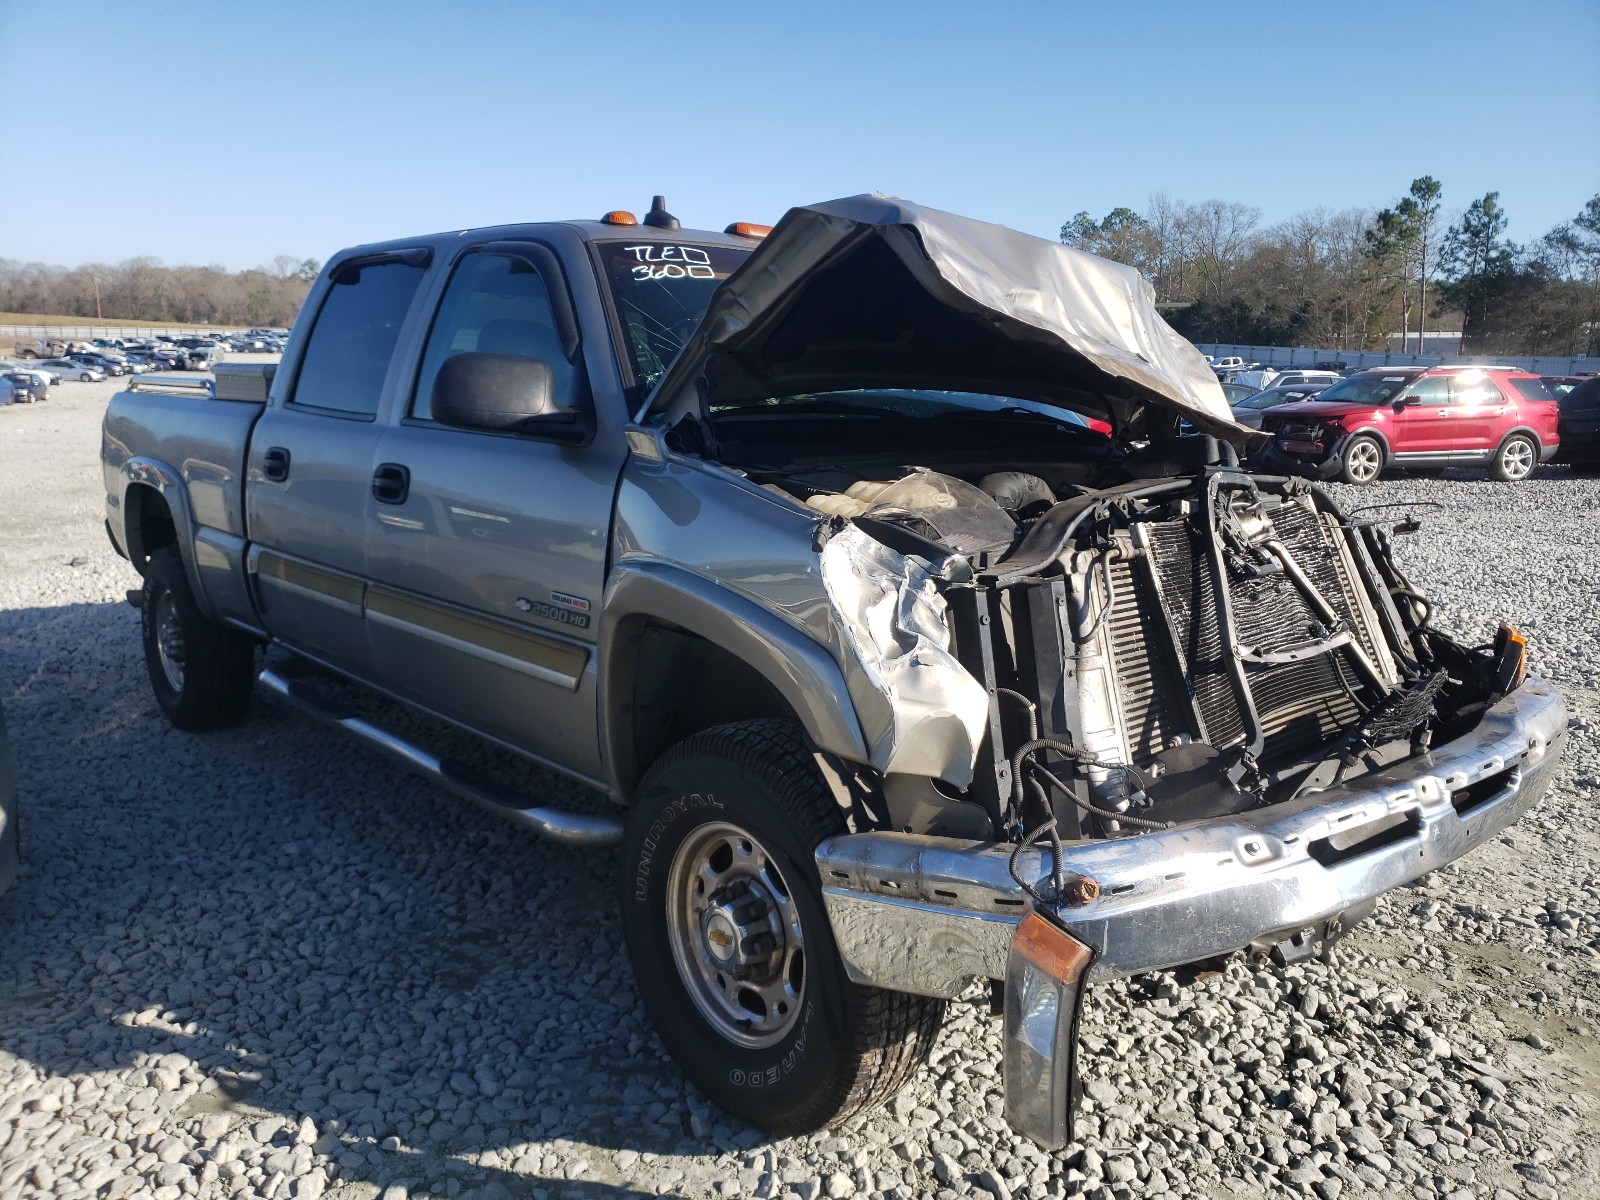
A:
[1269, 369, 1343, 390]
[0, 361, 58, 388]
[40, 357, 105, 382]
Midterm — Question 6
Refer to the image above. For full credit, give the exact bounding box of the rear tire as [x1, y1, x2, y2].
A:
[1337, 434, 1385, 484]
[140, 546, 256, 731]
[1489, 433, 1537, 482]
[621, 719, 944, 1136]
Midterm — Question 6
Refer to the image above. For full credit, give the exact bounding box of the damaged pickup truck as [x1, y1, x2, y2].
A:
[102, 195, 1567, 1147]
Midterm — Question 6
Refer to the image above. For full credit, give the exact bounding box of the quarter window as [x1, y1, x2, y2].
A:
[411, 251, 575, 421]
[290, 259, 426, 418]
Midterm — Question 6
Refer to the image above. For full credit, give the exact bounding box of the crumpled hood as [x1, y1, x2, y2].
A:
[642, 194, 1250, 441]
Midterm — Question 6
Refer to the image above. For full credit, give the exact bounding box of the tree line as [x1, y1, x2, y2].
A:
[1061, 184, 1600, 357]
[0, 255, 320, 327]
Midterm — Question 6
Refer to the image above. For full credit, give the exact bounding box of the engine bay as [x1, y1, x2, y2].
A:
[740, 441, 1515, 847]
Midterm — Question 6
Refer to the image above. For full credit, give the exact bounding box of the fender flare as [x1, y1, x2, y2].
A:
[599, 561, 870, 799]
[119, 456, 213, 620]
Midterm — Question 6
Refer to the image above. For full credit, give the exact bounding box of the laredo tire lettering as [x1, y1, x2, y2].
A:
[725, 1002, 814, 1088]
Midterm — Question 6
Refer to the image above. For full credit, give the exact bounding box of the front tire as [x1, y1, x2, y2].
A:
[140, 546, 257, 731]
[621, 720, 944, 1136]
[1337, 434, 1384, 484]
[1489, 433, 1537, 482]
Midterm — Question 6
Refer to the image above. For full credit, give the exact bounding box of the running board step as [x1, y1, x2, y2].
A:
[258, 667, 623, 847]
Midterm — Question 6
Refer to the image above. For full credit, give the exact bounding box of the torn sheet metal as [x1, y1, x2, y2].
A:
[819, 524, 989, 786]
[642, 194, 1248, 441]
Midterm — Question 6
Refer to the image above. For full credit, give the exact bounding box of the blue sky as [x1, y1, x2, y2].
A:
[3, 0, 1596, 271]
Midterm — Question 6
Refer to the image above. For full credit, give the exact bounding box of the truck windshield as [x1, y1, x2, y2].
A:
[598, 241, 751, 393]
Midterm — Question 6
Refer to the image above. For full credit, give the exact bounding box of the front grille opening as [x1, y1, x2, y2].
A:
[1308, 809, 1420, 866]
[1451, 767, 1518, 816]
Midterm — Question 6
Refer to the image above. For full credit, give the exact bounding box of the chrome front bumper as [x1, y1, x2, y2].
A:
[817, 677, 1568, 998]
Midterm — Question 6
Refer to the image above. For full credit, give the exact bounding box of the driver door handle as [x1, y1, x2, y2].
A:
[262, 446, 291, 482]
[372, 463, 410, 505]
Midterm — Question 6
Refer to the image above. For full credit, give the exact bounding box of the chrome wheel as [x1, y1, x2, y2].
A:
[1499, 438, 1534, 480]
[1345, 438, 1382, 483]
[665, 821, 806, 1048]
[154, 591, 186, 691]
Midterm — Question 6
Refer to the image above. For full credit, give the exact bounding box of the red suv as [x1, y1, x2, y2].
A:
[1258, 366, 1560, 484]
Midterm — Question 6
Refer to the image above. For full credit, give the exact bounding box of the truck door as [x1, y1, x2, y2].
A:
[245, 252, 431, 675]
[361, 243, 624, 780]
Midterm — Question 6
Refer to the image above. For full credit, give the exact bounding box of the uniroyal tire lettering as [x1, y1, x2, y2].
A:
[633, 792, 723, 901]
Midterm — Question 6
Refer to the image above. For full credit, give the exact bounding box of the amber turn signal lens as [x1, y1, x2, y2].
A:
[1494, 622, 1527, 692]
[1011, 910, 1093, 984]
[724, 222, 772, 239]
[602, 211, 639, 226]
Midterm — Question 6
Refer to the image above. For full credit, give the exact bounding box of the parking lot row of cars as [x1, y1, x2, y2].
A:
[1, 329, 288, 403]
[1205, 358, 1599, 482]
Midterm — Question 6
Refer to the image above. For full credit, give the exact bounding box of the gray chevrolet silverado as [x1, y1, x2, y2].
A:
[102, 195, 1567, 1147]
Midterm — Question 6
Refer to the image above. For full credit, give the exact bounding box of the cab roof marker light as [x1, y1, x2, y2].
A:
[602, 211, 639, 226]
[725, 222, 773, 239]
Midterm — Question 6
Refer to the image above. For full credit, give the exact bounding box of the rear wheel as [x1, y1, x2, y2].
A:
[1489, 433, 1537, 482]
[1338, 434, 1384, 484]
[621, 720, 944, 1136]
[141, 546, 257, 731]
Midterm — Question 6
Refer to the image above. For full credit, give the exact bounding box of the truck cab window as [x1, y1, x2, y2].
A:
[411, 252, 574, 421]
[289, 259, 425, 417]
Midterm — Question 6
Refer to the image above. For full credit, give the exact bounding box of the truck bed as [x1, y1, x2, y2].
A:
[102, 369, 271, 628]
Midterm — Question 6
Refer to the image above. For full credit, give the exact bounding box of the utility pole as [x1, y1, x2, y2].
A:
[93, 274, 103, 320]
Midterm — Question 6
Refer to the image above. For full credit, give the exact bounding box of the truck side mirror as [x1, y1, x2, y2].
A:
[431, 352, 590, 445]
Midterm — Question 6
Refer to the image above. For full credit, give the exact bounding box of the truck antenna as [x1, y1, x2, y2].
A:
[642, 196, 680, 231]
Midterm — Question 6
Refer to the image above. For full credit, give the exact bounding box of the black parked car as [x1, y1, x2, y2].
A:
[1541, 374, 1590, 399]
[1556, 376, 1600, 470]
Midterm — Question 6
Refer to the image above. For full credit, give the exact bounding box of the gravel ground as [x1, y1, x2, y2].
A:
[1, 380, 1597, 1200]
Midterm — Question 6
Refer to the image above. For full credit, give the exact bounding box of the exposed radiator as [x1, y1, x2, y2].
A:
[1100, 496, 1389, 770]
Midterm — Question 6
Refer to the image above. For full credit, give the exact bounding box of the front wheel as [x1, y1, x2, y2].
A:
[141, 546, 257, 731]
[621, 720, 944, 1136]
[1489, 434, 1537, 482]
[1337, 434, 1385, 484]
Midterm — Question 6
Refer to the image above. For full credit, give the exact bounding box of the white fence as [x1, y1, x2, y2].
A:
[4, 323, 255, 342]
[1197, 343, 1599, 376]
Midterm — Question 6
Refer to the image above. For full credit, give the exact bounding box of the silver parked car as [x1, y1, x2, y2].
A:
[1229, 383, 1328, 430]
[41, 357, 104, 382]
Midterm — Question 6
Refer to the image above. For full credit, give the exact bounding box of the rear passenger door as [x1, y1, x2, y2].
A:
[361, 242, 625, 780]
[245, 251, 430, 676]
[1447, 373, 1510, 457]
